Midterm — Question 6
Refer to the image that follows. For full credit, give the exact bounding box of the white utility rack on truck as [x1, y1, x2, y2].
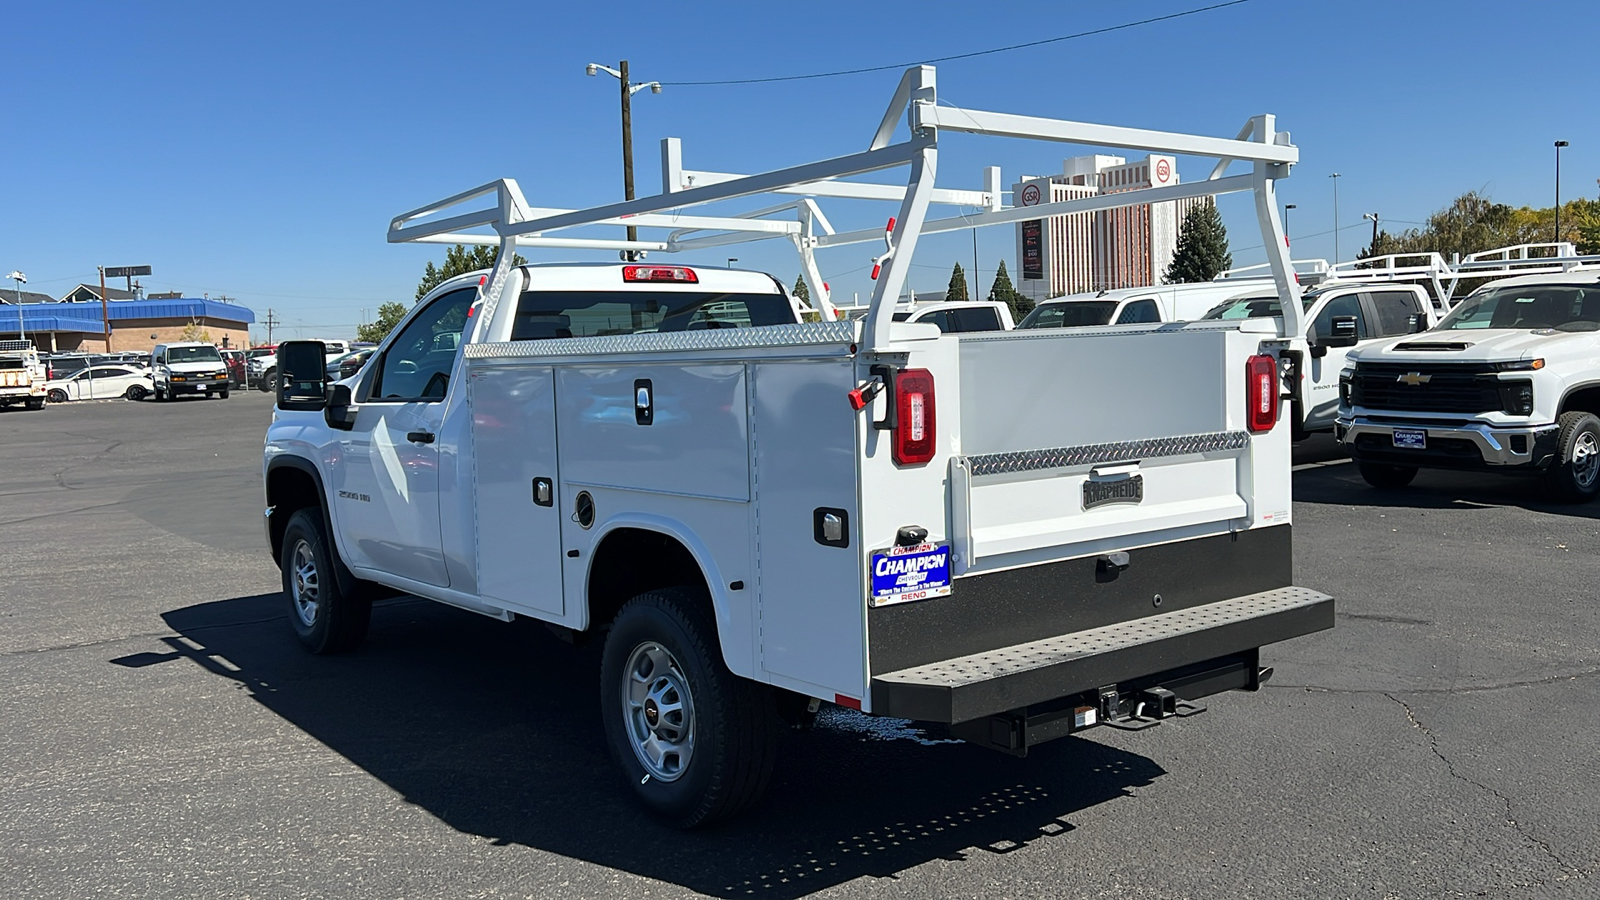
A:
[262, 66, 1333, 826]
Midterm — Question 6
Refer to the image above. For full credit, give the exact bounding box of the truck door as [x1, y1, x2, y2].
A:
[1305, 291, 1369, 428]
[336, 286, 476, 587]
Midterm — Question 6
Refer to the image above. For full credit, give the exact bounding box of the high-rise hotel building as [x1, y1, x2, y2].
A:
[1013, 154, 1207, 298]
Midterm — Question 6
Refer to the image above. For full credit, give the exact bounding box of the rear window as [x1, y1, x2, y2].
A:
[1017, 301, 1116, 329]
[510, 290, 795, 341]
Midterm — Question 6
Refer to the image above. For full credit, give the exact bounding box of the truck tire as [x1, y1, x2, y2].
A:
[1544, 411, 1600, 503]
[1359, 462, 1417, 489]
[26, 397, 45, 410]
[280, 508, 372, 653]
[258, 369, 275, 392]
[600, 587, 779, 828]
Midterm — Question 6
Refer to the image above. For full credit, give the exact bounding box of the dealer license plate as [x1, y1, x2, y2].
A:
[1083, 474, 1143, 510]
[1393, 428, 1426, 450]
[869, 542, 952, 608]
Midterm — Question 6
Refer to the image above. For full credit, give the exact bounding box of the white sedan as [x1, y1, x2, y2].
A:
[45, 365, 154, 402]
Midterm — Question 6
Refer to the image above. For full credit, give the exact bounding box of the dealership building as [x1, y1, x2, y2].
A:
[1013, 154, 1208, 298]
[0, 294, 256, 352]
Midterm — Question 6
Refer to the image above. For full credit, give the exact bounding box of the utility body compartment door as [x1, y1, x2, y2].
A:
[470, 365, 565, 616]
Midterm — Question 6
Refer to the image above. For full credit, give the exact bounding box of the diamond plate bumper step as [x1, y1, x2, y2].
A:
[870, 586, 1334, 724]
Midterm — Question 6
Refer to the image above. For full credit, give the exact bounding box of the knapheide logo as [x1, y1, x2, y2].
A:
[1155, 159, 1172, 183]
[1020, 183, 1041, 206]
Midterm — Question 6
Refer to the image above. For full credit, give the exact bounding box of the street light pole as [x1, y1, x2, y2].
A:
[1329, 173, 1342, 262]
[8, 271, 25, 342]
[1555, 140, 1569, 243]
[587, 61, 662, 260]
[1283, 204, 1296, 247]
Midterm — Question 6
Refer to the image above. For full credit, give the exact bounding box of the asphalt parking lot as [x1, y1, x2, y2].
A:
[2, 393, 1596, 899]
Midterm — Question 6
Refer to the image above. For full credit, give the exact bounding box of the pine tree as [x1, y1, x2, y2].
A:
[986, 259, 1033, 318]
[791, 275, 811, 306]
[1164, 199, 1233, 284]
[946, 262, 969, 302]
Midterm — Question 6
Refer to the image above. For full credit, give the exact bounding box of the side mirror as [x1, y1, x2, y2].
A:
[324, 383, 357, 430]
[1409, 312, 1427, 333]
[1319, 315, 1360, 349]
[276, 340, 328, 411]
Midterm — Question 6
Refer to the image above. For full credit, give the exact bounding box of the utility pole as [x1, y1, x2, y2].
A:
[587, 61, 662, 259]
[1555, 140, 1569, 243]
[1283, 204, 1296, 247]
[264, 308, 279, 345]
[1329, 173, 1342, 262]
[98, 267, 112, 351]
[1363, 213, 1380, 256]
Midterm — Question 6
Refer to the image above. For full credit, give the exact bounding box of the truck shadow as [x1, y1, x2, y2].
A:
[114, 593, 1165, 898]
[1293, 459, 1600, 519]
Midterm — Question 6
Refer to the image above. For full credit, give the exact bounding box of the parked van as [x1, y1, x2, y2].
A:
[151, 342, 231, 401]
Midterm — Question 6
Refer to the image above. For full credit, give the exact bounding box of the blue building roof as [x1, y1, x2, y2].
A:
[5, 298, 256, 332]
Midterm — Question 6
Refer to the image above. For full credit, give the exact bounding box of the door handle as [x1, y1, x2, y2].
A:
[406, 431, 435, 444]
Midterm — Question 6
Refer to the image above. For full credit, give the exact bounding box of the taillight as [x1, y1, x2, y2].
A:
[893, 368, 937, 465]
[1246, 353, 1279, 434]
[622, 265, 698, 284]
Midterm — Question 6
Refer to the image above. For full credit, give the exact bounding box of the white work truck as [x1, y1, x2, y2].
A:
[1017, 282, 1252, 329]
[261, 67, 1333, 826]
[1337, 268, 1600, 500]
[0, 340, 48, 410]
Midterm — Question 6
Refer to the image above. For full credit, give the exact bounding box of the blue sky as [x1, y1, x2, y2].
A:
[4, 0, 1595, 341]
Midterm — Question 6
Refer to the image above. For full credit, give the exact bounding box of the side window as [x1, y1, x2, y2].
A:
[1312, 293, 1369, 341]
[951, 307, 1003, 332]
[1115, 299, 1161, 324]
[1370, 290, 1424, 336]
[370, 287, 477, 402]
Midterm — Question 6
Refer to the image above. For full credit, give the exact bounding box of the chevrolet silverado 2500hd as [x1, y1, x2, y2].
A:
[262, 66, 1333, 826]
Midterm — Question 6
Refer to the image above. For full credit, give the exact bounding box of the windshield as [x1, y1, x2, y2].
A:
[1437, 284, 1600, 332]
[1201, 292, 1319, 321]
[510, 290, 795, 340]
[166, 346, 222, 363]
[1018, 301, 1117, 328]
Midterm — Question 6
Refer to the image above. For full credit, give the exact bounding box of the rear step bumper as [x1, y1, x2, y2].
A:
[870, 586, 1333, 724]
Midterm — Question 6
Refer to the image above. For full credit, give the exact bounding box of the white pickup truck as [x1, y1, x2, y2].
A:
[1337, 268, 1600, 500]
[0, 340, 48, 410]
[261, 66, 1333, 826]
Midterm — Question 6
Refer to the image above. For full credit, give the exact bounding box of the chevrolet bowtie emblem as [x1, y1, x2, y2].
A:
[1397, 372, 1432, 386]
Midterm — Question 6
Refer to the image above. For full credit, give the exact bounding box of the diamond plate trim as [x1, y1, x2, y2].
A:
[879, 587, 1330, 688]
[966, 430, 1249, 477]
[465, 320, 859, 360]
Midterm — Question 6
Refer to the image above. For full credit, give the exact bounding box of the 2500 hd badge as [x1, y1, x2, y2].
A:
[869, 542, 952, 607]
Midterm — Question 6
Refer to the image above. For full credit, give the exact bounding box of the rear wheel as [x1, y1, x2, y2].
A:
[1359, 462, 1418, 489]
[280, 508, 371, 653]
[1544, 412, 1600, 503]
[600, 587, 779, 828]
[125, 385, 147, 401]
[25, 397, 45, 410]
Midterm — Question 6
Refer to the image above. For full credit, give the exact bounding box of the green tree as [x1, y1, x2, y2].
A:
[946, 262, 969, 302]
[791, 275, 811, 306]
[986, 259, 1032, 318]
[415, 244, 526, 302]
[1164, 198, 1232, 283]
[357, 302, 408, 344]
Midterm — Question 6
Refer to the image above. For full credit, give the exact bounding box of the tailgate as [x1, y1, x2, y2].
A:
[948, 323, 1280, 574]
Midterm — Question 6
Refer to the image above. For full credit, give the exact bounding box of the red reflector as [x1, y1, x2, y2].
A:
[622, 265, 698, 284]
[1246, 354, 1279, 434]
[893, 368, 937, 466]
[834, 694, 861, 710]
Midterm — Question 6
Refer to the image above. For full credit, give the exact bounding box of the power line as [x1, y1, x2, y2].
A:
[658, 1, 1253, 86]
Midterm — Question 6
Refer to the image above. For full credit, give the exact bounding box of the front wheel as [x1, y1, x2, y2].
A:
[258, 369, 275, 392]
[280, 508, 371, 653]
[1359, 462, 1418, 489]
[219, 390, 230, 399]
[1544, 412, 1600, 503]
[46, 388, 68, 404]
[125, 385, 147, 401]
[600, 588, 779, 828]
